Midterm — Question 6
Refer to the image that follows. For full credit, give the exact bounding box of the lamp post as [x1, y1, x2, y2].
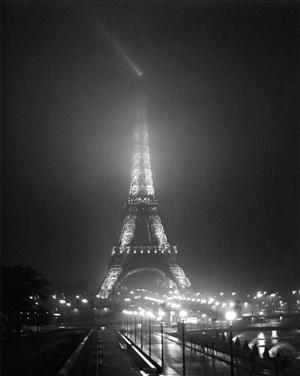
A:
[225, 311, 237, 376]
[160, 320, 164, 370]
[149, 317, 152, 356]
[202, 313, 206, 330]
[158, 309, 165, 370]
[134, 312, 137, 344]
[140, 312, 144, 350]
[179, 310, 187, 376]
[147, 311, 154, 357]
[122, 310, 129, 336]
[259, 312, 263, 328]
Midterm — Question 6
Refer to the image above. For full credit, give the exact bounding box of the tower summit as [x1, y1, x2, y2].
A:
[99, 94, 191, 299]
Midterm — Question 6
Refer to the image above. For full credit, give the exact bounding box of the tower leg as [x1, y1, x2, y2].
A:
[169, 265, 191, 288]
[99, 266, 123, 298]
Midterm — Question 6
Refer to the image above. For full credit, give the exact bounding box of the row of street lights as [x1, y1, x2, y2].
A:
[123, 309, 157, 363]
[123, 309, 237, 376]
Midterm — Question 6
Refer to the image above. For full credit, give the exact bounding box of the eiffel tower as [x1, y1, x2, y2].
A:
[99, 96, 191, 299]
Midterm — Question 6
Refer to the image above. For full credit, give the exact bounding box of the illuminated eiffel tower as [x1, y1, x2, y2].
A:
[99, 96, 191, 299]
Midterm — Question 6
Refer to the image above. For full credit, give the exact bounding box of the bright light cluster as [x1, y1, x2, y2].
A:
[129, 120, 154, 197]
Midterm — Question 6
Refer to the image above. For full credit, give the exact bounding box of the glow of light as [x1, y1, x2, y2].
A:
[170, 303, 181, 308]
[229, 302, 234, 307]
[244, 302, 248, 307]
[59, 299, 66, 304]
[146, 311, 155, 319]
[138, 308, 145, 315]
[81, 298, 88, 304]
[271, 330, 278, 338]
[232, 292, 236, 296]
[124, 298, 131, 302]
[76, 295, 80, 299]
[257, 291, 263, 298]
[52, 295, 56, 299]
[225, 311, 237, 322]
[66, 303, 71, 307]
[53, 313, 61, 316]
[179, 310, 187, 318]
[145, 296, 164, 304]
[292, 290, 296, 294]
[202, 313, 206, 318]
[186, 317, 198, 324]
[208, 298, 214, 304]
[99, 25, 142, 77]
[158, 309, 165, 317]
[257, 332, 266, 357]
[220, 292, 224, 296]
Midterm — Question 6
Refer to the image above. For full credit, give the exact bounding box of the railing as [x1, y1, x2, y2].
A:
[127, 195, 159, 205]
[112, 245, 178, 255]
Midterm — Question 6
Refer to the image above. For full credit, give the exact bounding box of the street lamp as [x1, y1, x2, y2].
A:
[259, 311, 264, 328]
[201, 313, 206, 329]
[128, 312, 132, 338]
[225, 311, 237, 376]
[134, 311, 137, 344]
[179, 310, 187, 376]
[139, 310, 144, 350]
[159, 312, 165, 371]
[147, 311, 154, 357]
[122, 309, 128, 335]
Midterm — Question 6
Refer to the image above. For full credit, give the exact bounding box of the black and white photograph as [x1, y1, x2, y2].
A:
[2, 1, 299, 375]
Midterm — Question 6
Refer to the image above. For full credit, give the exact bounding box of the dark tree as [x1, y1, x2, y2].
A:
[2, 265, 50, 335]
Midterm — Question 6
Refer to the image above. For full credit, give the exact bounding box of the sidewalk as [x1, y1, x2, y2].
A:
[85, 327, 140, 376]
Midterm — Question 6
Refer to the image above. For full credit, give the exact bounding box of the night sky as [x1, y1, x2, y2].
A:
[3, 1, 299, 293]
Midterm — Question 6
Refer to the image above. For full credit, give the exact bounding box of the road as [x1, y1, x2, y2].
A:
[130, 330, 262, 376]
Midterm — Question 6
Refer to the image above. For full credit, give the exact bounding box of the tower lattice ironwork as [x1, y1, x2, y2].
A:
[99, 97, 191, 298]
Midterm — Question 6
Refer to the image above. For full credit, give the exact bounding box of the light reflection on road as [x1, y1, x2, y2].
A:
[133, 332, 251, 376]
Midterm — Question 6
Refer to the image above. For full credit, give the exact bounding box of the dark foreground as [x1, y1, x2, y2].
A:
[2, 325, 300, 376]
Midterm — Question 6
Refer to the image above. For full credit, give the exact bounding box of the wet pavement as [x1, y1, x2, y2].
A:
[85, 328, 140, 376]
[130, 331, 264, 376]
